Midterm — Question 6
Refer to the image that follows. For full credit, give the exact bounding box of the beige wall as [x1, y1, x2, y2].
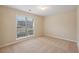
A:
[77, 6, 79, 50]
[44, 10, 77, 42]
[0, 6, 44, 45]
[0, 10, 1, 40]
[35, 16, 44, 37]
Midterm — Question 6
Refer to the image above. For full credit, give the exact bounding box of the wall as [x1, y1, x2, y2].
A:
[35, 16, 44, 37]
[44, 10, 77, 42]
[77, 6, 79, 50]
[0, 6, 44, 46]
[0, 10, 1, 40]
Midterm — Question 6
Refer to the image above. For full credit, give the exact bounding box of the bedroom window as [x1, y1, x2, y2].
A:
[16, 16, 34, 38]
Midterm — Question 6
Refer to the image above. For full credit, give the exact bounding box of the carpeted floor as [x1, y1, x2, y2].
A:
[0, 37, 78, 53]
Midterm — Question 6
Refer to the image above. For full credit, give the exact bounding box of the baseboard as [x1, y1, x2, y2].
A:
[0, 35, 77, 48]
[0, 40, 19, 48]
[45, 34, 77, 43]
[0, 36, 34, 48]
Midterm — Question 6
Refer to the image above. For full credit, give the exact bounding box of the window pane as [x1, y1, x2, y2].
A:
[16, 16, 27, 38]
[26, 17, 33, 35]
[16, 16, 34, 38]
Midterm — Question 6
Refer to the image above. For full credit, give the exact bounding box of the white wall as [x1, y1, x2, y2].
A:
[44, 10, 77, 42]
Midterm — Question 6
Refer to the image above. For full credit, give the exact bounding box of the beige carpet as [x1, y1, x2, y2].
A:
[0, 37, 78, 53]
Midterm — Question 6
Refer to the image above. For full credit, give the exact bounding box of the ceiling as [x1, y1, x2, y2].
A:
[6, 5, 77, 16]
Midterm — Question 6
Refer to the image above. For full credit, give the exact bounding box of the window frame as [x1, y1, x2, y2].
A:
[16, 15, 35, 40]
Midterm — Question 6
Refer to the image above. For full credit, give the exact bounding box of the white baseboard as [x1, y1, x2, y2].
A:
[0, 41, 18, 48]
[0, 35, 77, 48]
[45, 34, 77, 43]
[0, 39, 26, 48]
[0, 36, 34, 48]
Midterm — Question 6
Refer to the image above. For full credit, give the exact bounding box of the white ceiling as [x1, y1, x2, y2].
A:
[6, 5, 77, 16]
